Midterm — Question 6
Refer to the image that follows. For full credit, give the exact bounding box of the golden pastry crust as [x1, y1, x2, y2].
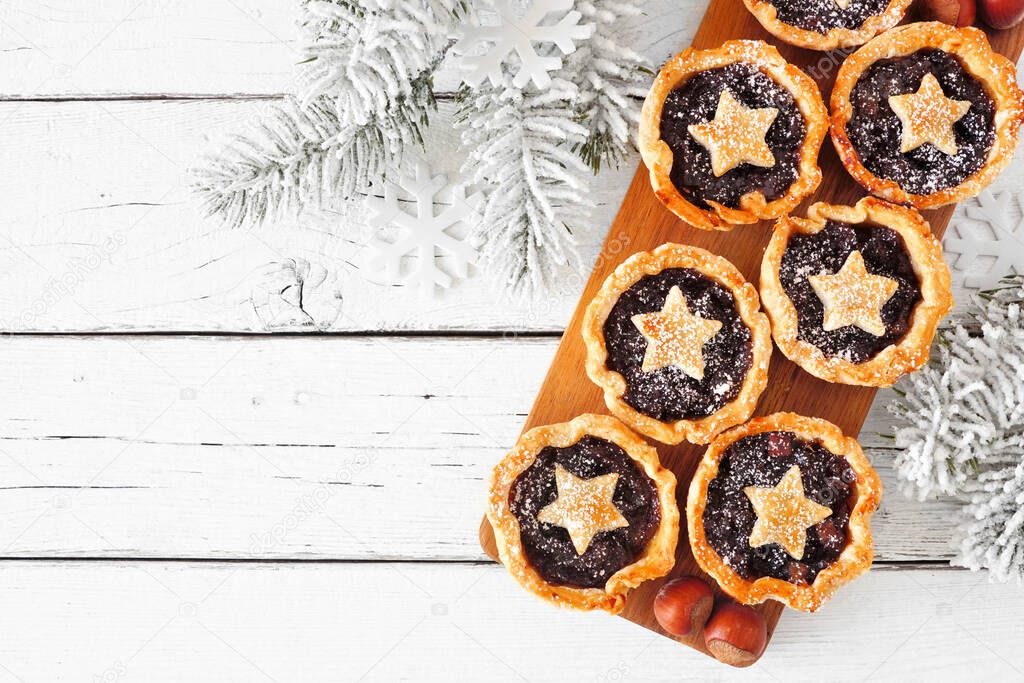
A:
[760, 197, 952, 387]
[583, 243, 772, 444]
[486, 414, 679, 614]
[687, 413, 882, 613]
[744, 0, 911, 51]
[831, 22, 1024, 208]
[639, 40, 828, 230]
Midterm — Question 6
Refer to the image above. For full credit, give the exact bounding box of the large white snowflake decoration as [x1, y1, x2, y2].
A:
[453, 0, 594, 89]
[945, 190, 1024, 289]
[365, 161, 483, 297]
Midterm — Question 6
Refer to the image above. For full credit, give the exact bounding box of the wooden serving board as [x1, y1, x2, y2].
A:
[480, 5, 1024, 661]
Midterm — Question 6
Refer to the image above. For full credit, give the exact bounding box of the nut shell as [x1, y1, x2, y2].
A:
[916, 0, 977, 24]
[703, 601, 768, 668]
[653, 577, 715, 637]
[979, 0, 1024, 27]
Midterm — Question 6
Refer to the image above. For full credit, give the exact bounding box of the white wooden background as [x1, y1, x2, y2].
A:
[0, 2, 1023, 681]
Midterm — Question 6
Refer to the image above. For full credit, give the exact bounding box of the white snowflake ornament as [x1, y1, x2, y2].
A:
[945, 190, 1024, 289]
[453, 0, 594, 90]
[365, 161, 483, 298]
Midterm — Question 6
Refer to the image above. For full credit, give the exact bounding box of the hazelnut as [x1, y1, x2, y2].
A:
[703, 601, 768, 668]
[653, 577, 714, 638]
[915, 0, 977, 25]
[979, 0, 1024, 27]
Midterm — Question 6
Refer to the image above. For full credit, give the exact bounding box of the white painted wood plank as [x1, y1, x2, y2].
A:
[0, 561, 1017, 681]
[0, 0, 298, 97]
[0, 97, 1018, 334]
[0, 0, 695, 98]
[0, 98, 593, 333]
[0, 334, 958, 561]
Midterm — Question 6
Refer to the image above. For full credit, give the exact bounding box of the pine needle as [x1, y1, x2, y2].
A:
[888, 275, 1024, 581]
[189, 0, 455, 228]
[456, 79, 591, 296]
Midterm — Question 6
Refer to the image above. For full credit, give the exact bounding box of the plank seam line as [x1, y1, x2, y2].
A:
[0, 330, 566, 339]
[0, 93, 288, 103]
[0, 91, 476, 103]
[0, 557, 958, 569]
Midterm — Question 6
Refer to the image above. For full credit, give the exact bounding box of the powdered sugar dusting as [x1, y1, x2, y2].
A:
[847, 49, 995, 196]
[660, 62, 805, 209]
[631, 285, 723, 380]
[536, 464, 628, 555]
[508, 435, 661, 588]
[604, 268, 754, 420]
[703, 431, 855, 583]
[808, 250, 899, 336]
[768, 0, 887, 33]
[779, 220, 921, 366]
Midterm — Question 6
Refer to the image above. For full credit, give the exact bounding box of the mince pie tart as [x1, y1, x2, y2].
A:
[831, 22, 1024, 209]
[583, 243, 772, 445]
[760, 198, 952, 387]
[744, 0, 910, 51]
[688, 413, 882, 612]
[487, 414, 679, 613]
[639, 40, 828, 230]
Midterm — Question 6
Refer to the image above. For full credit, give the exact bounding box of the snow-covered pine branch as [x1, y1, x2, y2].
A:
[190, 97, 341, 229]
[564, 0, 650, 172]
[457, 78, 591, 295]
[889, 276, 1024, 500]
[889, 275, 1024, 581]
[190, 0, 457, 228]
[958, 455, 1024, 582]
[298, 0, 453, 130]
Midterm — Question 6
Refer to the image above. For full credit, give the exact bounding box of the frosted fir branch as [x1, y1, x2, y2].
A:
[300, 0, 465, 37]
[189, 97, 341, 229]
[190, 77, 435, 228]
[956, 454, 1024, 582]
[191, 0, 457, 228]
[456, 78, 591, 295]
[888, 352, 987, 499]
[889, 275, 1024, 581]
[327, 69, 439, 198]
[298, 0, 450, 127]
[889, 275, 1024, 500]
[298, 0, 459, 196]
[563, 0, 651, 172]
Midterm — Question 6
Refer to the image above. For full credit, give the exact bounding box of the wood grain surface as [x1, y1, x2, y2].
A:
[2, 1, 1024, 678]
[480, 9, 1024, 662]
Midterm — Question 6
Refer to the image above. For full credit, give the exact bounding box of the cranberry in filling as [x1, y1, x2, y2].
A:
[703, 431, 856, 584]
[659, 63, 806, 210]
[767, 0, 890, 33]
[847, 49, 996, 195]
[509, 436, 661, 588]
[603, 268, 753, 422]
[779, 220, 921, 362]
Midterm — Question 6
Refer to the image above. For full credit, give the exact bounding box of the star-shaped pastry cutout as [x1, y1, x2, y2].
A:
[630, 285, 723, 380]
[888, 73, 971, 156]
[537, 464, 628, 555]
[688, 90, 779, 177]
[744, 465, 832, 560]
[808, 251, 898, 337]
[833, 0, 850, 9]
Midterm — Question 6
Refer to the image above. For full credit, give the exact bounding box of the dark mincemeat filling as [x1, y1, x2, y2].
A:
[703, 431, 857, 584]
[509, 435, 661, 588]
[768, 0, 890, 33]
[659, 63, 806, 210]
[603, 268, 753, 422]
[779, 220, 921, 362]
[847, 49, 996, 195]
